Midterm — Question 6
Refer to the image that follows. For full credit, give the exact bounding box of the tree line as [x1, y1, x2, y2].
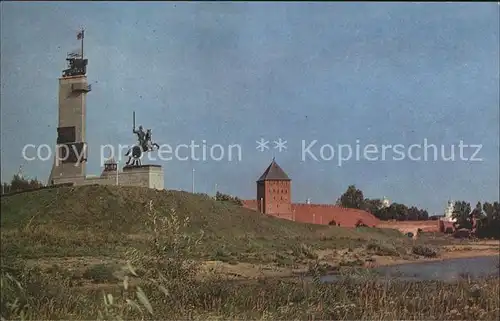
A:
[4, 174, 497, 238]
[215, 191, 243, 206]
[1, 174, 246, 209]
[336, 185, 429, 221]
[1, 174, 44, 195]
[452, 200, 500, 239]
[336, 185, 500, 239]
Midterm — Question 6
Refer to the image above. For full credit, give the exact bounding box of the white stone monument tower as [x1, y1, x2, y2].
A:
[49, 29, 90, 185]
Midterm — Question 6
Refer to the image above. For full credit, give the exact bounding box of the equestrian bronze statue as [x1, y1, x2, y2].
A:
[125, 111, 160, 166]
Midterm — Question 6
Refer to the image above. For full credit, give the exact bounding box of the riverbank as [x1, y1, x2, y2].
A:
[0, 185, 433, 283]
[18, 241, 497, 282]
[3, 260, 499, 320]
[2, 186, 499, 319]
[4, 239, 499, 319]
[369, 241, 499, 268]
[198, 240, 499, 280]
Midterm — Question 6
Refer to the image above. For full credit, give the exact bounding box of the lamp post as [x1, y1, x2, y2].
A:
[192, 168, 195, 193]
[115, 161, 119, 185]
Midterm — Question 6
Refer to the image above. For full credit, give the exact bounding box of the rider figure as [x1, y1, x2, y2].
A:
[145, 129, 152, 150]
[133, 125, 147, 151]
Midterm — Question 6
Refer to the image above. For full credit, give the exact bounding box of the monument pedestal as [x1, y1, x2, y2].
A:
[120, 165, 164, 190]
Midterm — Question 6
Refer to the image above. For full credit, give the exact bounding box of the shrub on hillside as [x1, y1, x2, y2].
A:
[291, 243, 318, 260]
[215, 191, 243, 206]
[412, 245, 438, 258]
[366, 241, 400, 257]
[2, 174, 44, 195]
[125, 200, 204, 281]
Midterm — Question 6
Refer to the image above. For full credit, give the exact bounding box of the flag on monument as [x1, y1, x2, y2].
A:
[77, 30, 84, 40]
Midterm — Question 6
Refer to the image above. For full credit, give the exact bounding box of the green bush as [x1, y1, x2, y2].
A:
[366, 241, 401, 256]
[412, 245, 438, 258]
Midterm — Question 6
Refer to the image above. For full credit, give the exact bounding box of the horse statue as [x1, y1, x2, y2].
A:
[125, 144, 143, 167]
[145, 129, 160, 151]
[125, 115, 160, 166]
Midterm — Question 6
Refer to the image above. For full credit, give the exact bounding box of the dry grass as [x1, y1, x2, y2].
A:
[0, 185, 416, 267]
[1, 199, 498, 320]
[412, 244, 439, 258]
[2, 186, 498, 320]
[2, 256, 499, 320]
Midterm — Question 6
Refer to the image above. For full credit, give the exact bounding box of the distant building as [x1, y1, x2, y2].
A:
[101, 158, 118, 177]
[438, 200, 457, 233]
[443, 200, 456, 222]
[381, 197, 390, 208]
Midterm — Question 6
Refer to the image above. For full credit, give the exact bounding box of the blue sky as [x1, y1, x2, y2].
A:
[1, 2, 499, 214]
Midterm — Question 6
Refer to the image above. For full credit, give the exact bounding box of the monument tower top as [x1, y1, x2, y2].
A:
[62, 29, 88, 78]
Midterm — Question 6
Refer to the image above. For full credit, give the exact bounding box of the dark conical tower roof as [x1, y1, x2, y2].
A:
[257, 158, 290, 182]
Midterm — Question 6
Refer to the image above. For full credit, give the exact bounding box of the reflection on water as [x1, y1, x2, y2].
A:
[374, 256, 500, 281]
[319, 255, 500, 283]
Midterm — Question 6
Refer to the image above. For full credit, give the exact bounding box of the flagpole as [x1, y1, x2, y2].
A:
[81, 28, 84, 59]
[116, 160, 119, 186]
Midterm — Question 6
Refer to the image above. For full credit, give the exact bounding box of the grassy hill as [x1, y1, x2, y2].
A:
[3, 185, 497, 321]
[1, 185, 406, 265]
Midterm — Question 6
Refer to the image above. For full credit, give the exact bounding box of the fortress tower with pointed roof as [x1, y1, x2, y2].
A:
[244, 158, 381, 226]
[256, 158, 292, 216]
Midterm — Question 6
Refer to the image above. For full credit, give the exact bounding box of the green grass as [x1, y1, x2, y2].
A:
[365, 241, 404, 257]
[2, 259, 499, 320]
[1, 185, 410, 264]
[1, 187, 498, 320]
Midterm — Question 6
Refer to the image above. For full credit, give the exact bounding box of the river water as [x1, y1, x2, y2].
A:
[318, 255, 500, 283]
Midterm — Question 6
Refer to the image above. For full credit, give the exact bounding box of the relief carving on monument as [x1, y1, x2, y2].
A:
[57, 126, 76, 144]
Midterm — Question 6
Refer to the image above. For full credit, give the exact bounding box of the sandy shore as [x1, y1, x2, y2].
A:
[371, 248, 499, 268]
[202, 242, 499, 280]
[367, 241, 499, 268]
[24, 241, 499, 282]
